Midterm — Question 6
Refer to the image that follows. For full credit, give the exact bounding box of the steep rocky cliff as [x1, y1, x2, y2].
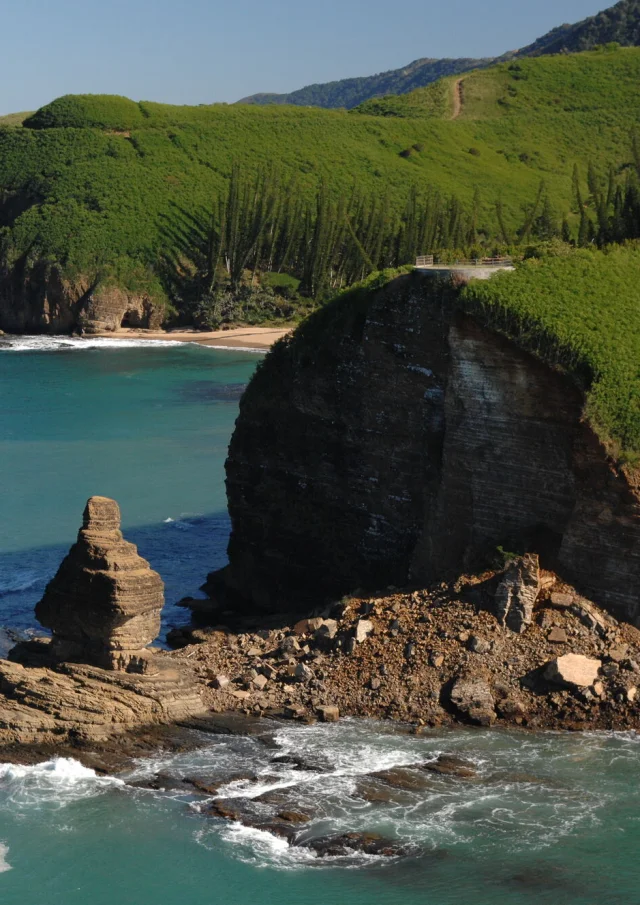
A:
[0, 267, 164, 334]
[216, 273, 640, 623]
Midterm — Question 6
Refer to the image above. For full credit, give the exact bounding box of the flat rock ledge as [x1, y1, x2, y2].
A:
[0, 649, 205, 747]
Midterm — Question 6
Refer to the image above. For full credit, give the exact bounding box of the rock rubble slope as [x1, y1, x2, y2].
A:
[176, 556, 640, 732]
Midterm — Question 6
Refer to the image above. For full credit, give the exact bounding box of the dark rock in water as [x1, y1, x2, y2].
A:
[424, 754, 477, 778]
[127, 772, 188, 793]
[182, 772, 257, 796]
[495, 554, 540, 633]
[205, 799, 245, 821]
[276, 809, 311, 825]
[302, 832, 413, 858]
[257, 822, 299, 843]
[371, 766, 434, 791]
[35, 496, 164, 673]
[354, 777, 419, 804]
[269, 753, 331, 773]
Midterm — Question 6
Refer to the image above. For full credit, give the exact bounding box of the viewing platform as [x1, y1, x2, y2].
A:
[415, 255, 514, 281]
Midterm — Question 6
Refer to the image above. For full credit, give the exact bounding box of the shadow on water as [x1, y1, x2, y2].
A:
[0, 510, 231, 642]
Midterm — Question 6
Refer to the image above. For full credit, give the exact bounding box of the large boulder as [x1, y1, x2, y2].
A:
[449, 672, 497, 726]
[35, 496, 164, 672]
[495, 554, 540, 633]
[544, 653, 601, 689]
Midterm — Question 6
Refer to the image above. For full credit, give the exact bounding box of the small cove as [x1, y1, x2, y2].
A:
[0, 337, 639, 904]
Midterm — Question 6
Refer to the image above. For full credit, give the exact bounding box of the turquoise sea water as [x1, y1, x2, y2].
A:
[1, 337, 639, 905]
[0, 335, 260, 637]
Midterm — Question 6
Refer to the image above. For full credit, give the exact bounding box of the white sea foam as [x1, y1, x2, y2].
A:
[194, 344, 266, 354]
[0, 844, 11, 874]
[0, 757, 124, 809]
[0, 724, 625, 873]
[0, 335, 266, 353]
[0, 335, 185, 353]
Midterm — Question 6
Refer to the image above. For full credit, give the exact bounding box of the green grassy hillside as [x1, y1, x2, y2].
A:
[0, 111, 32, 127]
[2, 49, 640, 316]
[461, 245, 640, 460]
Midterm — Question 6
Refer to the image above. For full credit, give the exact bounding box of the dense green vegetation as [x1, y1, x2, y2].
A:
[461, 246, 640, 460]
[2, 49, 640, 329]
[238, 58, 492, 110]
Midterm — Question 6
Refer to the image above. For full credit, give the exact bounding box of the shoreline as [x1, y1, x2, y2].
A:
[92, 325, 292, 350]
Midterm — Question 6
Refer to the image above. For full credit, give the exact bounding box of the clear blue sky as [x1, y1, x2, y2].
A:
[2, 0, 609, 114]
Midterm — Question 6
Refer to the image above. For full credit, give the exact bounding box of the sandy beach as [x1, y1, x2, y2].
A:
[94, 325, 291, 350]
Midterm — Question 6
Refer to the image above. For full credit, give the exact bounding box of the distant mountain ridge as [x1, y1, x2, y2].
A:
[237, 0, 640, 109]
[520, 0, 640, 55]
[236, 57, 496, 110]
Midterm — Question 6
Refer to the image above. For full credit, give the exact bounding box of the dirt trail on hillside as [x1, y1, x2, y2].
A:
[451, 79, 464, 120]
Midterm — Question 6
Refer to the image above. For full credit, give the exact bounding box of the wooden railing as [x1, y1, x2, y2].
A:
[415, 255, 513, 268]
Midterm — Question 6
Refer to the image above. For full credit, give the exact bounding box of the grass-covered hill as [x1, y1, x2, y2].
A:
[2, 48, 640, 318]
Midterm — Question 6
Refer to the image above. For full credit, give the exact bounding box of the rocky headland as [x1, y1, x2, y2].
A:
[215, 271, 639, 622]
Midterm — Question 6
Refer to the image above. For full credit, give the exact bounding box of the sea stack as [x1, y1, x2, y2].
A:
[36, 496, 164, 673]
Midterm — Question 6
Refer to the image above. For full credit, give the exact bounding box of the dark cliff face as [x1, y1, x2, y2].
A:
[0, 267, 164, 334]
[220, 274, 640, 623]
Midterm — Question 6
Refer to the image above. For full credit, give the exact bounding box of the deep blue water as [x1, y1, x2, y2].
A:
[0, 336, 639, 905]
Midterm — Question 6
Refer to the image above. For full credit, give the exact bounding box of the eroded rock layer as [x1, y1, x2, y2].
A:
[36, 496, 164, 671]
[218, 273, 640, 622]
[0, 268, 163, 334]
[0, 655, 204, 747]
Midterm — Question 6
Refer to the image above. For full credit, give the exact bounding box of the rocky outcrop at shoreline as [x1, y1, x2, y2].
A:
[176, 557, 640, 733]
[1, 498, 639, 768]
[0, 497, 205, 750]
[0, 268, 164, 334]
[36, 496, 164, 673]
[216, 272, 640, 623]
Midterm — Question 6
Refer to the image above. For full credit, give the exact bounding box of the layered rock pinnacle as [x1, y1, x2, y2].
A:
[36, 496, 164, 672]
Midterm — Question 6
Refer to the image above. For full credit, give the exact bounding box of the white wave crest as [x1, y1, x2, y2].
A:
[0, 757, 124, 809]
[0, 335, 267, 353]
[0, 335, 185, 353]
[0, 844, 11, 874]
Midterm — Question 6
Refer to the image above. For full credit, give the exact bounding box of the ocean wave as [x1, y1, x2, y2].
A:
[0, 335, 267, 353]
[0, 757, 124, 810]
[0, 335, 185, 353]
[194, 345, 266, 354]
[0, 844, 11, 874]
[0, 569, 41, 597]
